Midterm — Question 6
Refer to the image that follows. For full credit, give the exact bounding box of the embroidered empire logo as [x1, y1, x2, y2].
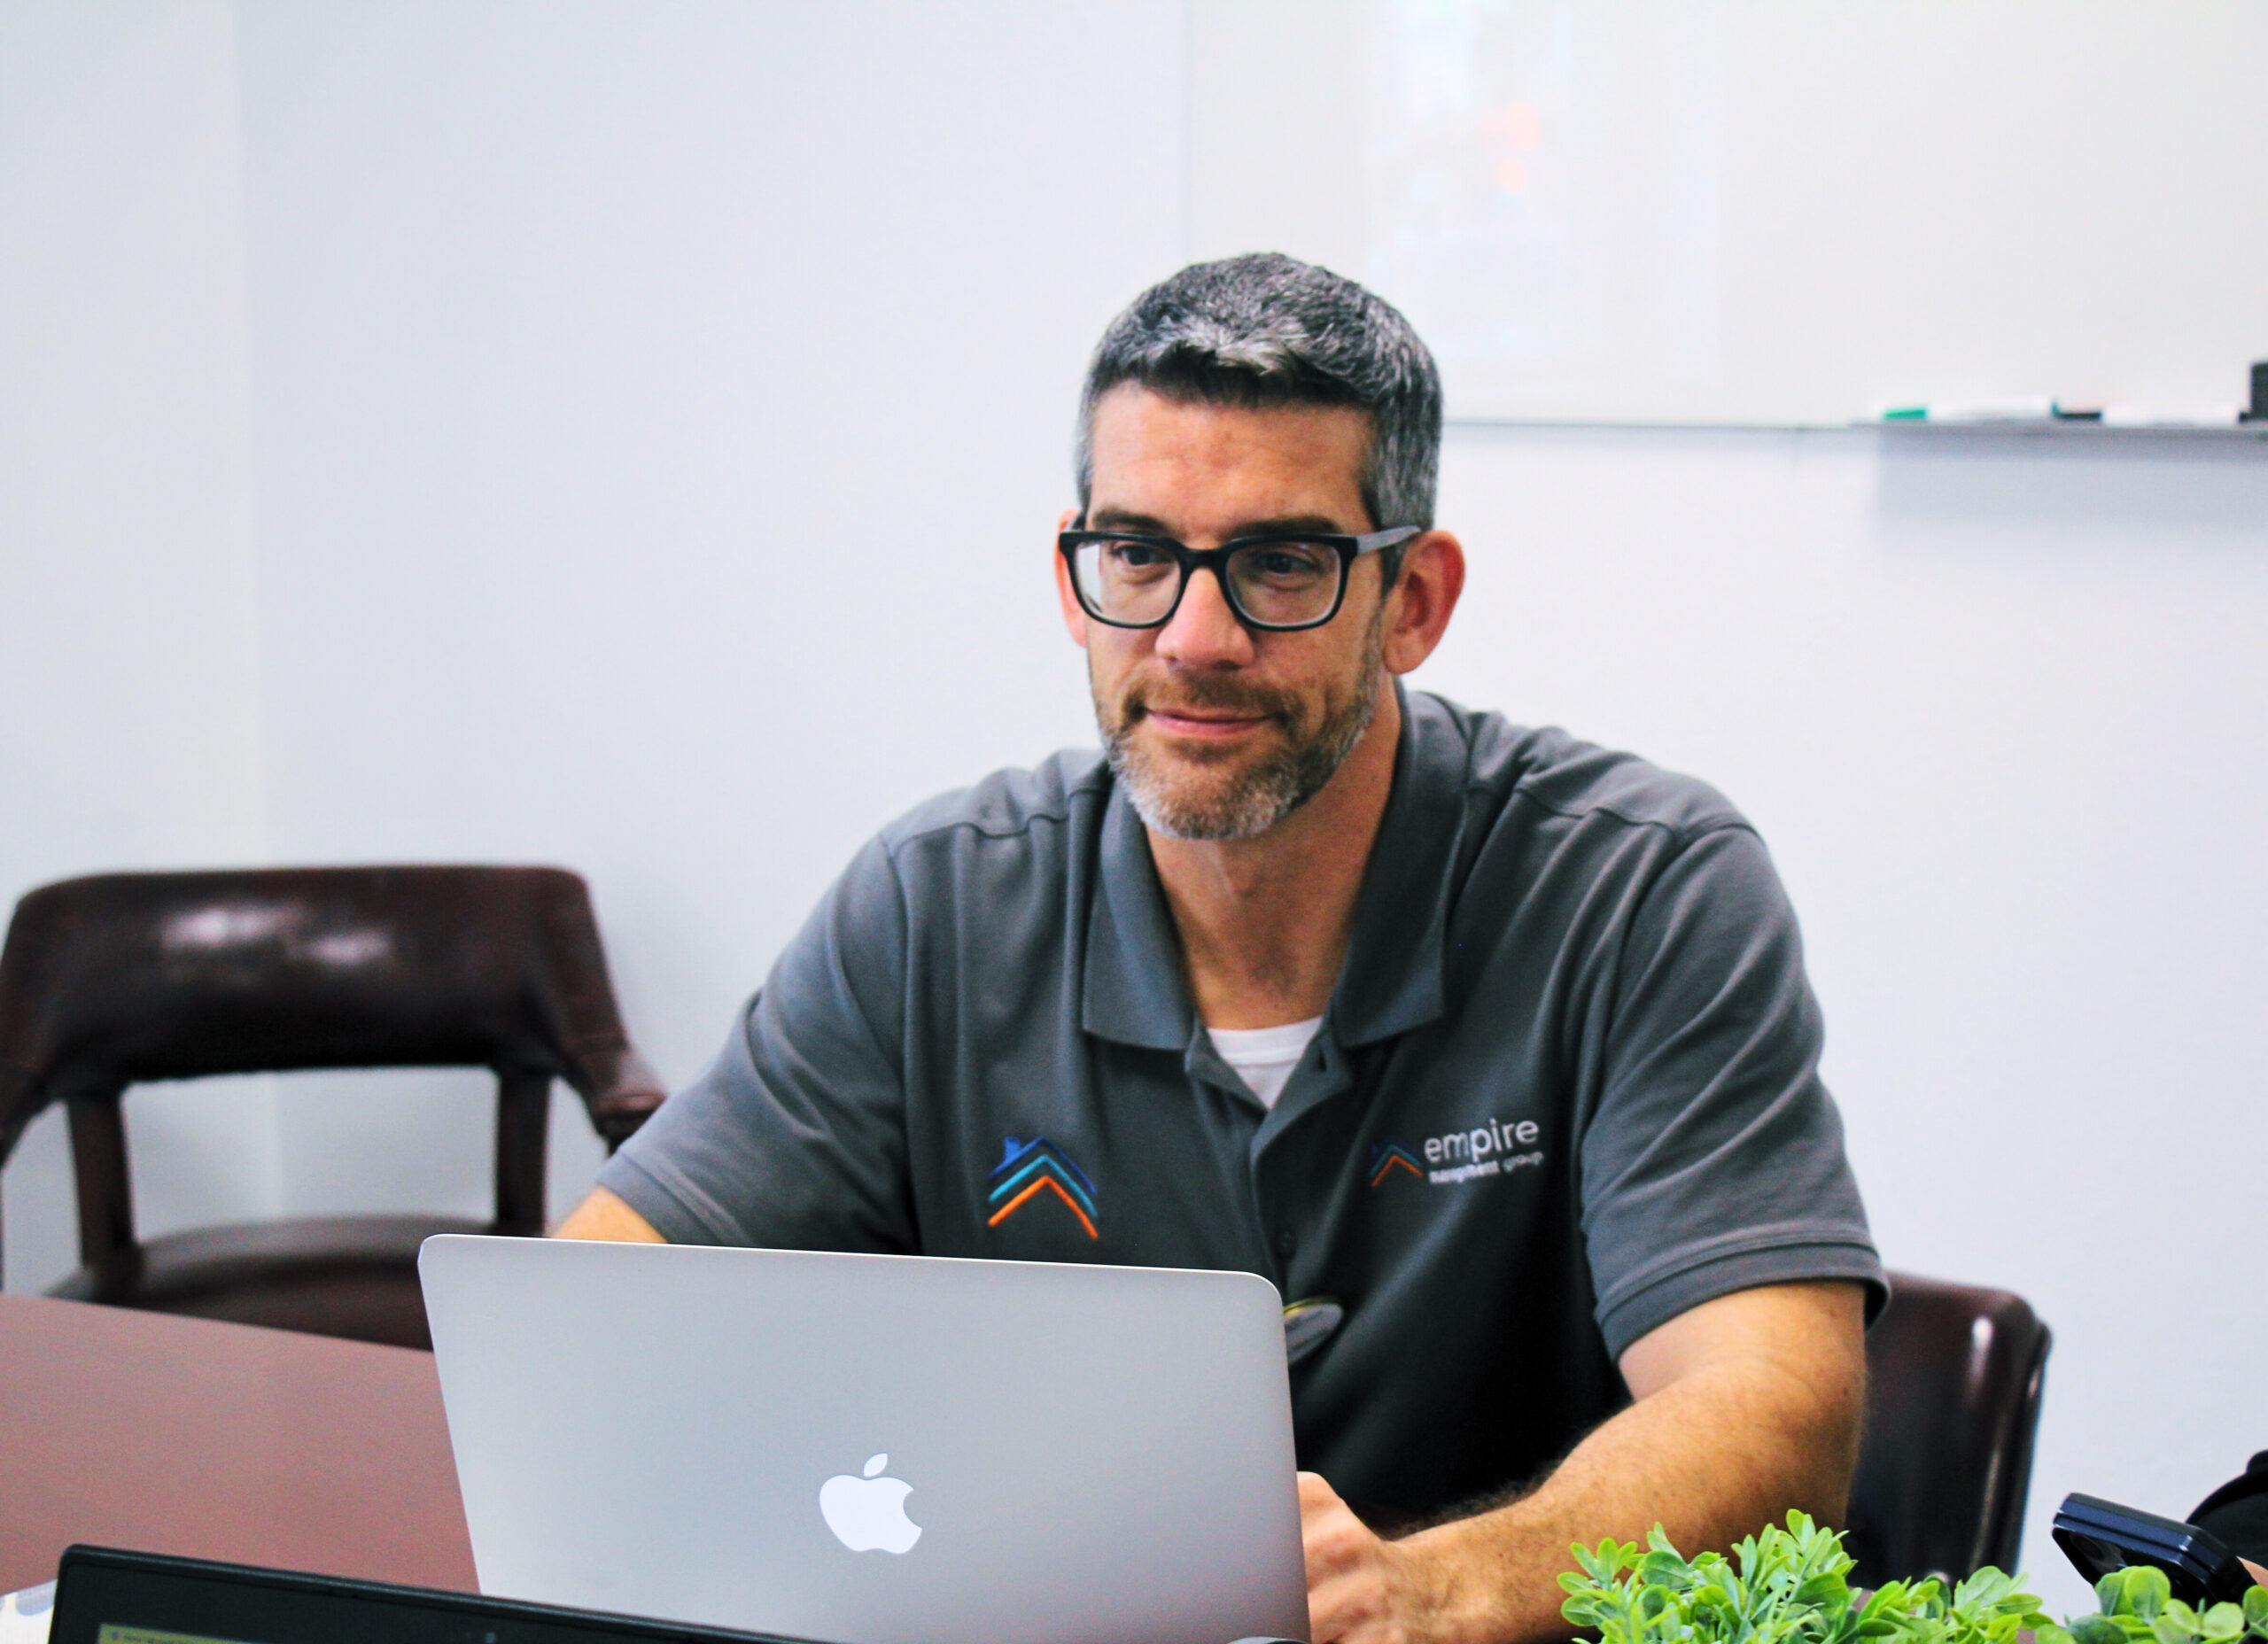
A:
[1369, 1119, 1545, 1188]
[986, 1136, 1099, 1238]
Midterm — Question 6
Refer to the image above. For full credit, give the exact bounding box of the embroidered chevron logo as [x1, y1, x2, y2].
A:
[987, 1135, 1099, 1239]
[1367, 1139, 1424, 1189]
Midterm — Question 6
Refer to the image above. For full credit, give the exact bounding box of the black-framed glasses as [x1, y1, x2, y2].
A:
[1058, 521, 1422, 632]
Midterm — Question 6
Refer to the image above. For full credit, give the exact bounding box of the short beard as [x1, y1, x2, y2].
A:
[1094, 616, 1385, 843]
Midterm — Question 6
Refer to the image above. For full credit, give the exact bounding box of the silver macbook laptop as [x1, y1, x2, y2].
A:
[418, 1236, 1309, 1644]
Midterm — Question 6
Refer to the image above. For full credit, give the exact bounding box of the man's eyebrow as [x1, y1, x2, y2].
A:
[1084, 509, 1355, 539]
[1086, 508, 1174, 533]
[1224, 514, 1352, 539]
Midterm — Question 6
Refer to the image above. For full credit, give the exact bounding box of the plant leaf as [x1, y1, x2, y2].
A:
[2122, 1567, 2173, 1621]
[2150, 1613, 2198, 1644]
[1551, 1516, 2103, 1644]
[2072, 1615, 2129, 1644]
[2200, 1603, 2245, 1643]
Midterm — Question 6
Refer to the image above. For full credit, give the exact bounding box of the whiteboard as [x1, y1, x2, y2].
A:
[1189, 1, 2268, 425]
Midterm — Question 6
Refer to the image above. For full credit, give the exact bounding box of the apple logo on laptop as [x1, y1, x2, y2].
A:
[818, 1453, 922, 1554]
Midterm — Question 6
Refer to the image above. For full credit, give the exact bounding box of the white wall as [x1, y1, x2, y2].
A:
[228, 0, 1184, 1225]
[0, 0, 278, 1283]
[3, 2, 2264, 1615]
[4, 0, 1187, 1259]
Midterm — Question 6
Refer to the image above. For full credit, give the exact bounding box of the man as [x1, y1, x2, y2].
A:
[559, 253, 1884, 1644]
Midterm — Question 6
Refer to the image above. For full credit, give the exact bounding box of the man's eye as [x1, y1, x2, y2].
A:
[1106, 540, 1171, 570]
[1242, 546, 1330, 581]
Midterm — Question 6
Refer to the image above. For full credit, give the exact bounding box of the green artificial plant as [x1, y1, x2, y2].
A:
[2063, 1563, 2268, 1644]
[1557, 1511, 2268, 1644]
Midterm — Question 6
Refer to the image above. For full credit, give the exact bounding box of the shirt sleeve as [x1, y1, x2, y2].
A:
[1578, 823, 1885, 1359]
[593, 834, 917, 1252]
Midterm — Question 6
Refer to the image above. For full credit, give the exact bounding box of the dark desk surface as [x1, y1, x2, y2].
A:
[0, 1292, 477, 1594]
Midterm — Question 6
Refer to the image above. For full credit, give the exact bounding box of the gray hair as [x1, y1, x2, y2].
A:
[1074, 253, 1443, 579]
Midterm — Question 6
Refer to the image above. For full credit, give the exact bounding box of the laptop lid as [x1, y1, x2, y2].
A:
[48, 1543, 811, 1644]
[417, 1236, 1309, 1644]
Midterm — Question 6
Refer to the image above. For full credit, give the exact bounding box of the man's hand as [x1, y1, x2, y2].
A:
[1297, 1280, 1867, 1644]
[1303, 1473, 1450, 1644]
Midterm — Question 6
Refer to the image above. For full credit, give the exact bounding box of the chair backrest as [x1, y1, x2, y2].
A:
[1844, 1270, 2053, 1587]
[0, 866, 668, 1276]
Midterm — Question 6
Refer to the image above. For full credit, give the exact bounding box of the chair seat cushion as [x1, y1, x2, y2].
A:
[47, 1213, 496, 1350]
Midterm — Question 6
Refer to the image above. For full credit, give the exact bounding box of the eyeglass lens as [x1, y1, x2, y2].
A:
[1073, 539, 1341, 628]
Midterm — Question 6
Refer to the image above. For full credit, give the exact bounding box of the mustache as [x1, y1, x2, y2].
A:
[1121, 673, 1296, 723]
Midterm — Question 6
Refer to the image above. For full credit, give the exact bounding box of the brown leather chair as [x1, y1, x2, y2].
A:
[1844, 1270, 2053, 1586]
[0, 865, 668, 1350]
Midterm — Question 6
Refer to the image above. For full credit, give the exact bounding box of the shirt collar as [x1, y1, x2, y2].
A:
[1080, 684, 1465, 1052]
[1081, 777, 1192, 1050]
[1326, 684, 1462, 1045]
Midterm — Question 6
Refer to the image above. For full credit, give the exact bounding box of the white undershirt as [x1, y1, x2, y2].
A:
[1206, 1015, 1325, 1110]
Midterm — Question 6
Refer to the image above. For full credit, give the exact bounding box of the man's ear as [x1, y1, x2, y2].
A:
[1381, 530, 1466, 677]
[1054, 508, 1090, 648]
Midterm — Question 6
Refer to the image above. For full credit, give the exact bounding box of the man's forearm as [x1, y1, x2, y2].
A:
[1302, 1281, 1868, 1644]
[552, 1184, 667, 1242]
[1412, 1338, 1858, 1639]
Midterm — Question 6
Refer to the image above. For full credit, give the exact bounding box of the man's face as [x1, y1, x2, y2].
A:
[1068, 384, 1391, 841]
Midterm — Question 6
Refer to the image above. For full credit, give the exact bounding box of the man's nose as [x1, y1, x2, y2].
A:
[1154, 564, 1255, 668]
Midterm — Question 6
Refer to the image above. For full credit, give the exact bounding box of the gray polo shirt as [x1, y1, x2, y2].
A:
[600, 689, 1883, 1517]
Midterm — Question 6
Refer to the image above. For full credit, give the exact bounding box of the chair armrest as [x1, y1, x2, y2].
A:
[571, 1045, 670, 1152]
